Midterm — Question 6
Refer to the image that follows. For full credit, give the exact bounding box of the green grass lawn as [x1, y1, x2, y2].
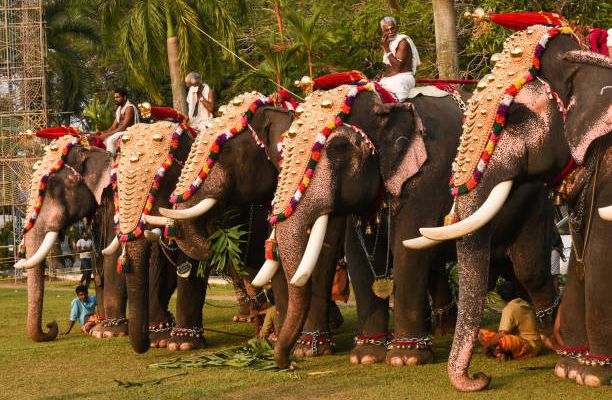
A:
[0, 282, 603, 400]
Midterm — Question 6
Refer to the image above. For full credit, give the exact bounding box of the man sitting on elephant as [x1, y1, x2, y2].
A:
[479, 282, 542, 361]
[100, 87, 140, 154]
[377, 16, 420, 102]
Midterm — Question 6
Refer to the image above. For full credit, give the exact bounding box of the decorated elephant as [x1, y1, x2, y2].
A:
[157, 92, 346, 355]
[267, 78, 560, 370]
[411, 26, 611, 389]
[15, 136, 112, 342]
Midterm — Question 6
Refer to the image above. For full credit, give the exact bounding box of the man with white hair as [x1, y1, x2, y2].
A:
[377, 16, 421, 102]
[185, 71, 214, 132]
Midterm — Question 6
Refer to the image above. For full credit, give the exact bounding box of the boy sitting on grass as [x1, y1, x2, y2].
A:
[62, 285, 97, 335]
[478, 281, 542, 361]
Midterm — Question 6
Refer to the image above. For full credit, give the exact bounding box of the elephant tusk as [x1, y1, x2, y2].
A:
[253, 229, 279, 287]
[420, 180, 513, 241]
[253, 259, 280, 287]
[402, 235, 443, 249]
[159, 198, 217, 220]
[290, 214, 329, 287]
[14, 231, 59, 269]
[598, 205, 612, 221]
[144, 228, 162, 243]
[144, 215, 171, 226]
[102, 237, 120, 256]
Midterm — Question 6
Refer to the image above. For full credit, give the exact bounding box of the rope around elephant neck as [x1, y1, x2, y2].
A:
[570, 148, 601, 266]
[353, 196, 391, 280]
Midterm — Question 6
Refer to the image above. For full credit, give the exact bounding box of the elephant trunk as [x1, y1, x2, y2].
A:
[24, 231, 58, 342]
[273, 218, 313, 368]
[448, 228, 492, 392]
[124, 240, 150, 353]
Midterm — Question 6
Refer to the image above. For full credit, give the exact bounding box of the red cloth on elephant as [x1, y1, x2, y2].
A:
[488, 12, 568, 31]
[589, 28, 609, 56]
[313, 71, 367, 89]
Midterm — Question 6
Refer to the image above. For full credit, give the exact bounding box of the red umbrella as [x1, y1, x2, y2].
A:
[465, 10, 568, 31]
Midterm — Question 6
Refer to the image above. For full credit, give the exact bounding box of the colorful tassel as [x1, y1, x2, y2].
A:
[444, 198, 459, 226]
[265, 238, 279, 261]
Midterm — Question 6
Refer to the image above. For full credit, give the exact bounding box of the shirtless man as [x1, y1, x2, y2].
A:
[378, 16, 421, 102]
[100, 87, 139, 154]
[185, 72, 214, 132]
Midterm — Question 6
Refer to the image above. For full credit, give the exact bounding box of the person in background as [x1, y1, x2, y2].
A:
[76, 232, 94, 287]
[377, 16, 421, 102]
[62, 285, 97, 335]
[478, 281, 542, 361]
[185, 72, 214, 132]
[100, 87, 139, 154]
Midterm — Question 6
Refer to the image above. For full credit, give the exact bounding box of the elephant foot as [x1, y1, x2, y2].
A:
[385, 337, 434, 367]
[574, 355, 612, 387]
[167, 335, 206, 352]
[167, 327, 205, 351]
[350, 334, 388, 364]
[233, 301, 251, 322]
[292, 332, 335, 357]
[90, 318, 128, 339]
[555, 348, 589, 380]
[149, 331, 172, 348]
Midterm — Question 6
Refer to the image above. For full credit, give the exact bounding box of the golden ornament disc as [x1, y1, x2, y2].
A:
[372, 278, 393, 299]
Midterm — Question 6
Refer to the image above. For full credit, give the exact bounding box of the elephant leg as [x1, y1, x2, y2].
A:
[91, 252, 128, 339]
[229, 266, 251, 322]
[168, 254, 207, 352]
[429, 251, 457, 337]
[387, 235, 434, 367]
[577, 211, 612, 387]
[294, 217, 345, 358]
[506, 199, 558, 339]
[345, 219, 389, 365]
[554, 255, 587, 381]
[148, 242, 175, 348]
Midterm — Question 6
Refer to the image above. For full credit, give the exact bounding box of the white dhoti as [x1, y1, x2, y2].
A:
[104, 131, 124, 155]
[378, 72, 416, 102]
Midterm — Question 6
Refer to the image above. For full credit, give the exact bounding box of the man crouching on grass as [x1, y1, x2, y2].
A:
[62, 285, 97, 335]
[478, 282, 542, 361]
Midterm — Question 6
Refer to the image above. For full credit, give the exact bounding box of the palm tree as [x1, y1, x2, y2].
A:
[97, 0, 240, 113]
[285, 9, 333, 78]
[45, 0, 99, 125]
[432, 0, 459, 78]
[234, 40, 299, 93]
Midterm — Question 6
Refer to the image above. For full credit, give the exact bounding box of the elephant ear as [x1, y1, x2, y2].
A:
[562, 51, 612, 163]
[82, 149, 113, 205]
[374, 101, 427, 197]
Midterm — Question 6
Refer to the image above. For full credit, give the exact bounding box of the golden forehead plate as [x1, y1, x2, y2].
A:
[116, 121, 177, 234]
[173, 91, 265, 197]
[272, 85, 355, 217]
[27, 135, 82, 221]
[453, 24, 549, 187]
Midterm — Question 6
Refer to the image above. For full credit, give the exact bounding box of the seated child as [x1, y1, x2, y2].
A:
[63, 285, 98, 335]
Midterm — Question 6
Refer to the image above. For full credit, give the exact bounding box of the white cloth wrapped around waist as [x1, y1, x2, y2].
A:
[378, 72, 416, 102]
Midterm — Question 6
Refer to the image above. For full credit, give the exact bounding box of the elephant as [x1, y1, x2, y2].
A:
[157, 95, 346, 355]
[410, 29, 611, 390]
[15, 137, 112, 342]
[268, 81, 559, 370]
[15, 133, 181, 346]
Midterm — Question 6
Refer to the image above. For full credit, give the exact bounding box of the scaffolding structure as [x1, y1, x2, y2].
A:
[0, 0, 46, 265]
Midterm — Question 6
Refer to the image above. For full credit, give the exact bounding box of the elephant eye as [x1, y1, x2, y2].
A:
[326, 136, 352, 162]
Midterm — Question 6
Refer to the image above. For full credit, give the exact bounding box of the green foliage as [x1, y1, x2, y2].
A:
[82, 95, 115, 132]
[149, 338, 292, 370]
[197, 211, 248, 278]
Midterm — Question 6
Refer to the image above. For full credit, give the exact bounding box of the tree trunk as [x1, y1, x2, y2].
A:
[167, 36, 186, 114]
[432, 0, 459, 79]
[166, 9, 186, 114]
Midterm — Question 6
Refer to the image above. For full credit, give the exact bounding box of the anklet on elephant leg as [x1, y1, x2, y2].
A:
[170, 326, 204, 339]
[296, 331, 334, 355]
[386, 336, 432, 350]
[98, 317, 128, 327]
[149, 313, 175, 333]
[579, 353, 612, 367]
[557, 346, 590, 360]
[354, 333, 389, 346]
